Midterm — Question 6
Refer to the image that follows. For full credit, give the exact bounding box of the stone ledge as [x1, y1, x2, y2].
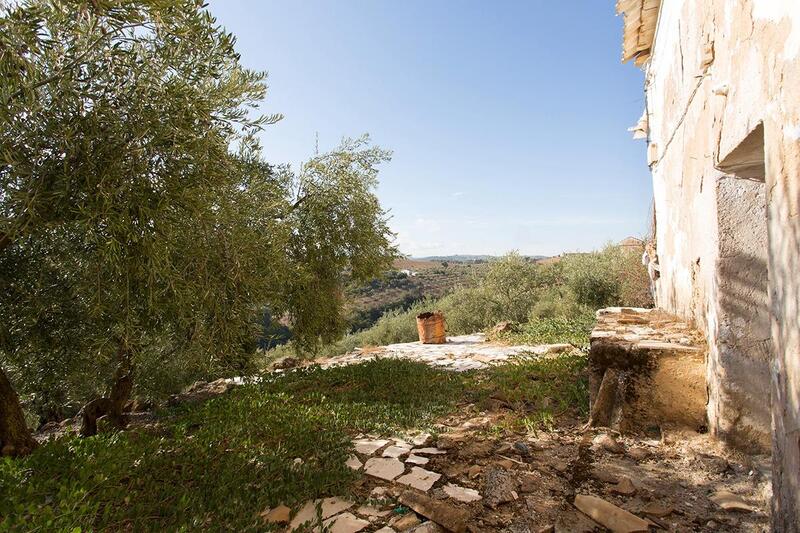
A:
[588, 308, 707, 433]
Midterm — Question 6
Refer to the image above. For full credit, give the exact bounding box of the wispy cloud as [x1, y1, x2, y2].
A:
[451, 191, 466, 197]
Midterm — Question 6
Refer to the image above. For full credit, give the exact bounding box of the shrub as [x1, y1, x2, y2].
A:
[560, 244, 653, 309]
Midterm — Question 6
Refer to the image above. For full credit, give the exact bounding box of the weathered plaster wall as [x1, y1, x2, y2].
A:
[713, 176, 770, 451]
[643, 1, 800, 529]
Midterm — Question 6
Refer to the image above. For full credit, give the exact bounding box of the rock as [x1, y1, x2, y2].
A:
[592, 434, 624, 454]
[391, 512, 422, 530]
[641, 502, 673, 518]
[167, 378, 235, 405]
[260, 504, 291, 524]
[355, 505, 391, 518]
[399, 490, 470, 533]
[273, 356, 300, 369]
[323, 512, 371, 533]
[627, 447, 650, 461]
[536, 526, 555, 533]
[573, 494, 649, 533]
[406, 454, 430, 465]
[513, 442, 532, 456]
[397, 467, 443, 491]
[413, 447, 446, 455]
[591, 468, 619, 484]
[496, 442, 513, 455]
[438, 432, 469, 449]
[375, 528, 397, 533]
[289, 497, 355, 530]
[364, 458, 406, 481]
[123, 397, 153, 413]
[495, 458, 516, 470]
[370, 486, 389, 499]
[412, 433, 433, 446]
[483, 467, 517, 508]
[444, 483, 482, 503]
[609, 477, 636, 495]
[468, 465, 482, 479]
[354, 438, 391, 455]
[346, 455, 363, 470]
[410, 522, 446, 533]
[458, 440, 494, 458]
[490, 321, 518, 335]
[383, 445, 413, 458]
[709, 490, 756, 512]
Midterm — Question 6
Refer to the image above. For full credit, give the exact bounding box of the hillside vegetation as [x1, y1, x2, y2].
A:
[345, 260, 484, 332]
[269, 245, 652, 361]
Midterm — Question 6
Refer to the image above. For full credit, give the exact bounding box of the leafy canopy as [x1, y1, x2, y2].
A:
[0, 0, 396, 417]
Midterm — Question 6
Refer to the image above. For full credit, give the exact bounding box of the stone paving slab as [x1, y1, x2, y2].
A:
[316, 334, 575, 372]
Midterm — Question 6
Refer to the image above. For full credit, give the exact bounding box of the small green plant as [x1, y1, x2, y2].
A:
[520, 411, 556, 436]
[475, 352, 590, 417]
[494, 314, 596, 348]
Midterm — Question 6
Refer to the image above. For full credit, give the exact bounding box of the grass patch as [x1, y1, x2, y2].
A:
[260, 358, 467, 434]
[493, 314, 596, 348]
[0, 359, 465, 532]
[473, 351, 590, 417]
[0, 356, 590, 531]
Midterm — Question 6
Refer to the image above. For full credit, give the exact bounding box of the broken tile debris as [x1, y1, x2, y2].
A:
[364, 457, 405, 481]
[323, 512, 370, 533]
[710, 490, 756, 512]
[397, 466, 442, 491]
[289, 497, 355, 530]
[574, 494, 649, 533]
[382, 445, 412, 458]
[346, 455, 363, 471]
[353, 438, 390, 455]
[443, 483, 482, 503]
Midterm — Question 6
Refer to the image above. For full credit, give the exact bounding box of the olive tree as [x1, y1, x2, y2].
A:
[0, 1, 395, 455]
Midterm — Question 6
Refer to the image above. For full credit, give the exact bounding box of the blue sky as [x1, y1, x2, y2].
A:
[208, 1, 651, 257]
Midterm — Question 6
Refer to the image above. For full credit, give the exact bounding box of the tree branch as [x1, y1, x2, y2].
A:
[4, 21, 150, 106]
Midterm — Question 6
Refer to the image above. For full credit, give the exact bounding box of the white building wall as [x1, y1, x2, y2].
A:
[641, 1, 800, 529]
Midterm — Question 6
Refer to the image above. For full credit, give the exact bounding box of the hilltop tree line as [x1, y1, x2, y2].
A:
[0, 0, 395, 456]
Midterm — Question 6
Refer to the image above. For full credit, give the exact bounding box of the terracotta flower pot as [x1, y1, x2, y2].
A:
[416, 311, 447, 344]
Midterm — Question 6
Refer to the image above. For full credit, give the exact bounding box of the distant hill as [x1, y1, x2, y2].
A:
[414, 254, 547, 263]
[346, 260, 486, 332]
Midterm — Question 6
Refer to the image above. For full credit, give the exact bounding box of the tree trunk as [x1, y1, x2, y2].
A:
[0, 365, 37, 457]
[79, 344, 133, 437]
[108, 346, 133, 428]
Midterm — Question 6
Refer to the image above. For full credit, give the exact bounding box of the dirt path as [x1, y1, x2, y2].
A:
[268, 339, 771, 532]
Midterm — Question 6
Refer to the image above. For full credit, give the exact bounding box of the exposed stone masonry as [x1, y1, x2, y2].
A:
[588, 307, 707, 433]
